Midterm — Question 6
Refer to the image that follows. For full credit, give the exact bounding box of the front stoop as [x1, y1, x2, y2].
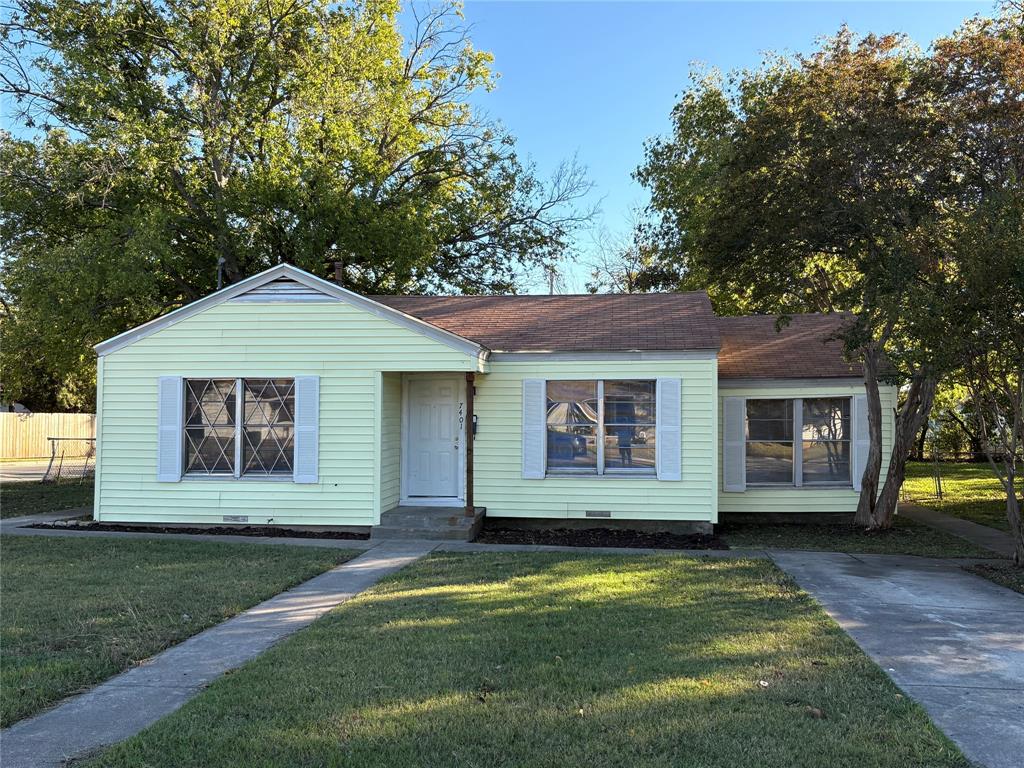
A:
[371, 506, 485, 541]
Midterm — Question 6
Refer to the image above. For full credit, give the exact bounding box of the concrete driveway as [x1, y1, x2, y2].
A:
[771, 551, 1024, 768]
[0, 461, 52, 483]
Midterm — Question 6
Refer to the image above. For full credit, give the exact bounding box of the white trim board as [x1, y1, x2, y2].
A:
[94, 263, 488, 362]
[718, 377, 864, 390]
[490, 350, 717, 362]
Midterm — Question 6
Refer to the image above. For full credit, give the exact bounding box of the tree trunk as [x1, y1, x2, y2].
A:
[1007, 485, 1024, 568]
[970, 437, 985, 463]
[916, 421, 929, 460]
[854, 347, 884, 527]
[945, 408, 985, 462]
[855, 356, 939, 529]
[987, 460, 1024, 568]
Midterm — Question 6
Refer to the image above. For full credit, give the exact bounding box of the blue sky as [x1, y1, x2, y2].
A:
[450, 1, 995, 290]
[3, 1, 996, 291]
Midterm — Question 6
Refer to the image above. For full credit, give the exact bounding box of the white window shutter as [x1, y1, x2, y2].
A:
[156, 376, 183, 482]
[655, 378, 682, 481]
[852, 394, 869, 492]
[522, 379, 546, 479]
[293, 375, 320, 483]
[722, 396, 746, 492]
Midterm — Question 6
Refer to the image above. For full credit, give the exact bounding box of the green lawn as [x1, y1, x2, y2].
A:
[0, 479, 94, 518]
[88, 552, 968, 768]
[904, 462, 1014, 532]
[0, 536, 359, 726]
[720, 516, 995, 558]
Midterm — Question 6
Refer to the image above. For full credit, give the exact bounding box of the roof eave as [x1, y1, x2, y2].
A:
[488, 348, 719, 362]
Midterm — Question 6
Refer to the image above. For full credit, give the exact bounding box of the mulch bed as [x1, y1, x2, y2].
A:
[475, 525, 729, 550]
[25, 520, 370, 540]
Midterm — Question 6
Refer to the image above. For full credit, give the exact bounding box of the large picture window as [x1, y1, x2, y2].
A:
[184, 378, 295, 477]
[745, 397, 851, 486]
[546, 380, 656, 475]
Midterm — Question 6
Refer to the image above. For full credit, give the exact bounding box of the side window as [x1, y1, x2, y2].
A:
[802, 398, 851, 484]
[743, 397, 852, 486]
[745, 399, 794, 484]
[242, 379, 295, 475]
[603, 380, 656, 473]
[184, 379, 237, 475]
[182, 378, 295, 478]
[546, 380, 598, 472]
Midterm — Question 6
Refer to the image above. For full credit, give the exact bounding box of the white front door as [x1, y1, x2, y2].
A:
[406, 377, 461, 499]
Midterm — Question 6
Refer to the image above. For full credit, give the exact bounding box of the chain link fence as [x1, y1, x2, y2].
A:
[42, 437, 96, 483]
[901, 457, 946, 505]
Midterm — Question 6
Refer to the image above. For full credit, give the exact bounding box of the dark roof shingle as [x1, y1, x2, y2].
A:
[717, 314, 861, 379]
[373, 293, 721, 352]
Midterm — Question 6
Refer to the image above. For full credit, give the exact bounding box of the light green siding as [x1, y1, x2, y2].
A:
[97, 290, 896, 526]
[96, 301, 479, 526]
[380, 372, 403, 512]
[718, 382, 897, 515]
[473, 357, 719, 522]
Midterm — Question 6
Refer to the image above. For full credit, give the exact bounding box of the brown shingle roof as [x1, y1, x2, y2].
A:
[717, 314, 861, 379]
[373, 293, 721, 352]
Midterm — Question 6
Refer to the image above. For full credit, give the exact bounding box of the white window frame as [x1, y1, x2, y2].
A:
[745, 396, 852, 488]
[182, 376, 296, 481]
[546, 379, 657, 477]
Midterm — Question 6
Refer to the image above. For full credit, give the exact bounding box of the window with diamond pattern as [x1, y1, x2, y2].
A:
[242, 379, 295, 475]
[184, 379, 237, 475]
[183, 378, 295, 477]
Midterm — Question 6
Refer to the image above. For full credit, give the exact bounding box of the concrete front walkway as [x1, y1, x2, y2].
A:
[0, 541, 435, 768]
[771, 550, 1024, 768]
[901, 502, 1018, 558]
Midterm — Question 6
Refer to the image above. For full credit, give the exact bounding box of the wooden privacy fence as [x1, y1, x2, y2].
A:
[1, 413, 96, 459]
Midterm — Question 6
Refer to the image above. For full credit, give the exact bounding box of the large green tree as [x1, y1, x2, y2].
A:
[939, 6, 1024, 563]
[636, 6, 1023, 529]
[951, 192, 1024, 565]
[0, 0, 591, 410]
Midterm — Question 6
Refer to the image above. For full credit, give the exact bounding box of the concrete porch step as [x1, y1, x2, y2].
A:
[371, 506, 485, 542]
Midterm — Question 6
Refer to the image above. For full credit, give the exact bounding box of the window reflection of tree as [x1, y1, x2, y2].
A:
[804, 399, 847, 480]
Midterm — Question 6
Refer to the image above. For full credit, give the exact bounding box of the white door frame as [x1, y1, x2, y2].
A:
[400, 373, 466, 507]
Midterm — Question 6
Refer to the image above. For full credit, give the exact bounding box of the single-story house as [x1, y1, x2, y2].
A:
[92, 263, 896, 535]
